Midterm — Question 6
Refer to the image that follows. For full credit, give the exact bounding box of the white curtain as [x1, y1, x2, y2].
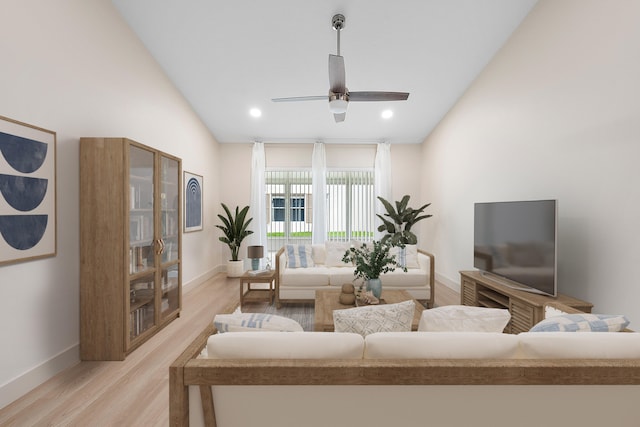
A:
[312, 142, 327, 244]
[249, 142, 267, 251]
[374, 142, 392, 240]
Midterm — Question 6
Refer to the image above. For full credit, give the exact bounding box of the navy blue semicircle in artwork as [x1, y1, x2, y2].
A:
[0, 215, 48, 250]
[0, 174, 48, 211]
[185, 177, 202, 228]
[0, 131, 48, 174]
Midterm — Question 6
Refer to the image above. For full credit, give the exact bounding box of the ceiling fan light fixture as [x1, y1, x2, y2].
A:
[381, 109, 393, 119]
[329, 99, 348, 114]
[329, 92, 348, 114]
[249, 108, 262, 118]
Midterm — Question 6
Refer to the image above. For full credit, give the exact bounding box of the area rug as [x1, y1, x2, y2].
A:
[240, 301, 315, 331]
[239, 299, 429, 332]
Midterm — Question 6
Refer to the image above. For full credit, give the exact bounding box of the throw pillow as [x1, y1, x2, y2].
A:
[418, 305, 511, 333]
[213, 312, 303, 333]
[390, 245, 419, 269]
[325, 241, 352, 267]
[529, 313, 630, 332]
[285, 244, 315, 268]
[333, 300, 415, 337]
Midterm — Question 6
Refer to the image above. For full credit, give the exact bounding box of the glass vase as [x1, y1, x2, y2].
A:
[366, 278, 382, 299]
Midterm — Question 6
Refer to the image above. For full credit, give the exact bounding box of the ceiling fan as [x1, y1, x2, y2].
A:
[271, 14, 410, 123]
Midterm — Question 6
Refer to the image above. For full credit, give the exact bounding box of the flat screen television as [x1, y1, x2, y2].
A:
[474, 199, 557, 296]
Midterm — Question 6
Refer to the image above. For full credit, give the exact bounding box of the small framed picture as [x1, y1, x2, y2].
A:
[183, 171, 203, 232]
[0, 115, 57, 265]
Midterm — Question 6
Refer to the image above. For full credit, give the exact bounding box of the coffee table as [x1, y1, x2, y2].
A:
[314, 289, 425, 332]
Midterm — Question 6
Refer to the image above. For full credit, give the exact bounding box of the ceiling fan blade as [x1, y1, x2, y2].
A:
[272, 95, 327, 102]
[348, 91, 410, 102]
[329, 54, 346, 93]
[333, 112, 346, 123]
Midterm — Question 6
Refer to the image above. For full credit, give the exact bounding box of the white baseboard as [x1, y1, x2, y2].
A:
[436, 272, 461, 293]
[0, 344, 79, 410]
[183, 265, 225, 293]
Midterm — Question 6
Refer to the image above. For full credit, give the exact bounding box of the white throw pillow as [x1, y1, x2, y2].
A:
[285, 244, 315, 268]
[418, 305, 511, 332]
[390, 245, 419, 269]
[213, 313, 303, 332]
[333, 300, 415, 337]
[325, 241, 352, 267]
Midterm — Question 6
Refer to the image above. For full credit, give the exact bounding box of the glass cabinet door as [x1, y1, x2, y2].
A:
[129, 275, 156, 340]
[128, 144, 156, 340]
[159, 154, 180, 318]
[160, 155, 179, 263]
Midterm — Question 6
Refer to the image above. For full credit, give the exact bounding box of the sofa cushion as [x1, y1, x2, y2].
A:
[418, 305, 511, 332]
[364, 332, 520, 359]
[328, 266, 359, 287]
[518, 332, 640, 358]
[529, 313, 630, 332]
[325, 241, 352, 267]
[285, 244, 315, 268]
[213, 313, 303, 332]
[206, 331, 365, 359]
[280, 267, 330, 287]
[311, 244, 326, 264]
[333, 300, 415, 337]
[380, 268, 428, 288]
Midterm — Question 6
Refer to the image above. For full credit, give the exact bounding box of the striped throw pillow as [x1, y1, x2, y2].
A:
[285, 244, 314, 268]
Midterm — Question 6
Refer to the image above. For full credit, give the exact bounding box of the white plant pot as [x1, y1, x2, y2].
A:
[226, 260, 245, 278]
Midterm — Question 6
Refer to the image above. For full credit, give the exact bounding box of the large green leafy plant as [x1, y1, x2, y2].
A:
[342, 240, 406, 282]
[215, 203, 253, 261]
[376, 195, 432, 246]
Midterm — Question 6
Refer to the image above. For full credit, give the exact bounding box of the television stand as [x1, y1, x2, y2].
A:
[479, 271, 550, 295]
[460, 271, 593, 334]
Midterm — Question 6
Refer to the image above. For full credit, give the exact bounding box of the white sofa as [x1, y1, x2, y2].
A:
[170, 302, 640, 426]
[275, 242, 435, 308]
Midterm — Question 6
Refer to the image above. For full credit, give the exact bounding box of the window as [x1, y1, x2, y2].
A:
[290, 196, 305, 222]
[265, 169, 375, 253]
[271, 196, 285, 222]
[326, 170, 375, 242]
[270, 195, 305, 222]
[265, 171, 312, 252]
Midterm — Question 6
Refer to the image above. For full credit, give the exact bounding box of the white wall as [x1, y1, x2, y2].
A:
[0, 0, 221, 407]
[420, 0, 640, 325]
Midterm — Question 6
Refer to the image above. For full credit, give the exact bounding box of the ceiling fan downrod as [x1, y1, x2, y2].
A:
[332, 14, 345, 56]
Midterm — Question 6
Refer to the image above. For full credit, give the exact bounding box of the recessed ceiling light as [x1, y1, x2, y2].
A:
[381, 109, 393, 119]
[249, 108, 262, 118]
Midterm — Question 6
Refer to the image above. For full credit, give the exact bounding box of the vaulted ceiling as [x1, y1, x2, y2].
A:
[112, 0, 537, 144]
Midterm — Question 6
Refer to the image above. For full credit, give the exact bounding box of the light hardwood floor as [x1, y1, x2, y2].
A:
[0, 274, 459, 426]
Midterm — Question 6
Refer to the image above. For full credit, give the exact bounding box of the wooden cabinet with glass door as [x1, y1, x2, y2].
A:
[80, 137, 182, 361]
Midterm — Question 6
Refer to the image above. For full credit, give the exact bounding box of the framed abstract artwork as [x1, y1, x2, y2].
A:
[184, 171, 203, 232]
[0, 115, 56, 265]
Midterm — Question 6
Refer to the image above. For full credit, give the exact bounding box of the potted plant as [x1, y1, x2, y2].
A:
[216, 203, 253, 277]
[342, 240, 406, 300]
[376, 195, 432, 261]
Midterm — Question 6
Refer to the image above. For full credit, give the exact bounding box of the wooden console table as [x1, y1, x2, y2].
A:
[460, 271, 593, 334]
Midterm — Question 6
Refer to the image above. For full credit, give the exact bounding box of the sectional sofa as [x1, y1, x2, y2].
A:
[170, 301, 640, 426]
[274, 242, 435, 308]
